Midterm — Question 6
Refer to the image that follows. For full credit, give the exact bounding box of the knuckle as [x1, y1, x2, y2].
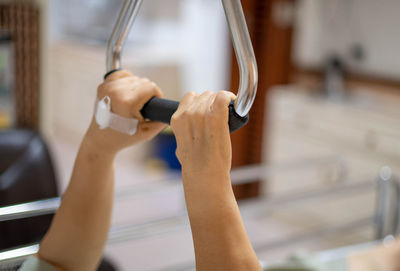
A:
[181, 110, 191, 119]
[97, 84, 107, 96]
[215, 90, 227, 99]
[152, 85, 163, 96]
[206, 109, 214, 117]
[170, 114, 181, 128]
[214, 91, 229, 105]
[171, 114, 178, 124]
[187, 91, 196, 97]
[130, 76, 140, 82]
[98, 86, 114, 99]
[141, 77, 150, 82]
[192, 110, 204, 120]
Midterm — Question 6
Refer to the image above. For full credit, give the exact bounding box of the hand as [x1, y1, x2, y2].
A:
[85, 70, 167, 155]
[171, 90, 236, 177]
[171, 91, 261, 271]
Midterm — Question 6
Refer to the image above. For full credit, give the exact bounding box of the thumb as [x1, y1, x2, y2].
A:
[137, 121, 168, 140]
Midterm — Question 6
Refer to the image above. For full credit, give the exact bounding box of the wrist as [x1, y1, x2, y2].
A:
[181, 169, 234, 213]
[80, 127, 117, 163]
[181, 168, 231, 188]
[83, 120, 121, 156]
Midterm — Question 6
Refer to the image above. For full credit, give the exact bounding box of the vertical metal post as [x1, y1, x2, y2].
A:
[375, 166, 395, 239]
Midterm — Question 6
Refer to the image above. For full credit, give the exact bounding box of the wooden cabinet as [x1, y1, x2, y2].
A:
[230, 0, 296, 199]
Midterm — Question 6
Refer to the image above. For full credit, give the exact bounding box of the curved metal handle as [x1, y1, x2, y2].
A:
[106, 0, 258, 118]
[106, 0, 143, 71]
[221, 0, 258, 117]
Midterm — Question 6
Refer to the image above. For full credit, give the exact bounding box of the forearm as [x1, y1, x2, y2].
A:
[183, 171, 261, 271]
[38, 130, 116, 271]
[35, 71, 166, 270]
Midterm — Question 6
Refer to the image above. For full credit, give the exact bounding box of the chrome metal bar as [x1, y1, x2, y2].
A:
[316, 238, 386, 263]
[0, 198, 60, 222]
[239, 180, 375, 217]
[222, 0, 258, 117]
[375, 166, 394, 239]
[0, 216, 374, 265]
[0, 216, 189, 264]
[0, 177, 373, 235]
[106, 0, 143, 71]
[230, 155, 346, 185]
[107, 0, 258, 117]
[0, 245, 39, 265]
[393, 176, 400, 235]
[254, 217, 372, 252]
[0, 156, 346, 222]
[0, 175, 387, 264]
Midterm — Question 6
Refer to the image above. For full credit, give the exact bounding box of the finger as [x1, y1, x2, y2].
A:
[149, 81, 163, 98]
[133, 82, 164, 109]
[123, 83, 164, 120]
[194, 91, 214, 114]
[104, 70, 134, 82]
[212, 91, 236, 113]
[124, 78, 163, 98]
[137, 121, 168, 139]
[137, 79, 163, 98]
[175, 92, 198, 114]
[207, 92, 218, 113]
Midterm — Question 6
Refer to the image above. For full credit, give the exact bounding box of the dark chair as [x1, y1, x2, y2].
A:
[0, 129, 58, 251]
[0, 129, 117, 271]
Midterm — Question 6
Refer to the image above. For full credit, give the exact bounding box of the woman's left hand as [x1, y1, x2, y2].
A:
[85, 70, 167, 156]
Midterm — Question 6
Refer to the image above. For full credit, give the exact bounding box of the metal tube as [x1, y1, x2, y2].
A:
[0, 157, 346, 222]
[0, 173, 390, 264]
[222, 0, 258, 117]
[106, 0, 143, 71]
[0, 198, 60, 222]
[0, 244, 39, 264]
[107, 0, 258, 117]
[0, 179, 374, 223]
[393, 177, 400, 235]
[375, 166, 393, 239]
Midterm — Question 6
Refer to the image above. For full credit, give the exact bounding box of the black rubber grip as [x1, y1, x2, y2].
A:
[140, 97, 179, 125]
[228, 101, 249, 133]
[104, 69, 121, 80]
[104, 70, 248, 133]
[140, 98, 248, 133]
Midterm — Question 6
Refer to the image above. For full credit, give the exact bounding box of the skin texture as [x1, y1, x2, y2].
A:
[348, 239, 400, 271]
[32, 70, 400, 270]
[37, 70, 261, 271]
[171, 91, 262, 271]
[38, 71, 167, 271]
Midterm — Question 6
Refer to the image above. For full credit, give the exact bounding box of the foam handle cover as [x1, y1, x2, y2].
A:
[104, 71, 249, 132]
[140, 98, 248, 133]
[140, 97, 179, 125]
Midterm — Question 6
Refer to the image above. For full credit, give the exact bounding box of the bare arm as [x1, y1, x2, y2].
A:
[37, 71, 166, 271]
[171, 91, 261, 271]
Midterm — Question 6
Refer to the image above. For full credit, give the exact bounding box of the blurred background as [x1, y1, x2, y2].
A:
[1, 0, 400, 270]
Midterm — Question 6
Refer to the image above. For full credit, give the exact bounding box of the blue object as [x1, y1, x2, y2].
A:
[153, 130, 181, 170]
